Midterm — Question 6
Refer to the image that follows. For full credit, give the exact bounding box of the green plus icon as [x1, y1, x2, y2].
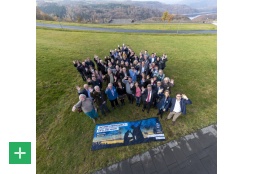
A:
[9, 142, 31, 164]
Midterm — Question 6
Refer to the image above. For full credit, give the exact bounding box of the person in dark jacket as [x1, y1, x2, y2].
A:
[98, 60, 107, 75]
[139, 73, 148, 88]
[162, 77, 174, 94]
[73, 60, 86, 81]
[87, 75, 103, 89]
[85, 57, 95, 68]
[103, 68, 115, 85]
[156, 70, 165, 82]
[141, 84, 157, 113]
[167, 93, 192, 126]
[119, 67, 130, 79]
[76, 84, 92, 98]
[91, 86, 110, 117]
[116, 81, 127, 106]
[153, 81, 164, 107]
[94, 56, 101, 71]
[114, 65, 121, 79]
[156, 90, 172, 119]
[160, 54, 167, 70]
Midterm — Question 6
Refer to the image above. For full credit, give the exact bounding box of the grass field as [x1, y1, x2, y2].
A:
[36, 28, 217, 173]
[37, 20, 217, 30]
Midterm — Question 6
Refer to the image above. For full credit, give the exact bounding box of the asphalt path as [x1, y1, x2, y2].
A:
[36, 22, 217, 34]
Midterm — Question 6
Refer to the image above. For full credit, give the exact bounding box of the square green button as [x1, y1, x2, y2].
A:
[9, 142, 31, 164]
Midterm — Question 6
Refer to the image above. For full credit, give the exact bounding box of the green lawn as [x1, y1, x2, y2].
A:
[37, 20, 217, 30]
[36, 28, 217, 173]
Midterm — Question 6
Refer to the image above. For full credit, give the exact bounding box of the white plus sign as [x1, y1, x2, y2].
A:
[14, 147, 26, 159]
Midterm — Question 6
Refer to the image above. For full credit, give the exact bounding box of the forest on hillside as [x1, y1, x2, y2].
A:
[36, 1, 216, 23]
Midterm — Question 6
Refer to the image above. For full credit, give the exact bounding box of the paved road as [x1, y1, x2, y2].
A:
[36, 22, 217, 34]
[93, 124, 217, 174]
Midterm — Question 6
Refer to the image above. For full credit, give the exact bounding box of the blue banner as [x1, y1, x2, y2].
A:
[91, 117, 165, 150]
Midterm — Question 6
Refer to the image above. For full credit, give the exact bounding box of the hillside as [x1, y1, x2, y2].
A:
[191, 14, 217, 23]
[37, 2, 162, 23]
[36, 1, 216, 23]
[36, 6, 56, 21]
[123, 1, 199, 15]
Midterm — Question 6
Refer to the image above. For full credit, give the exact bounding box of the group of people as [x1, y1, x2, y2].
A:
[72, 44, 192, 125]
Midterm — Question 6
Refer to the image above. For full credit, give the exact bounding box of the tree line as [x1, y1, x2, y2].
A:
[37, 3, 162, 23]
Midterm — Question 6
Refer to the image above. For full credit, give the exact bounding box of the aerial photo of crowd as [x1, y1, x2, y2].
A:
[71, 44, 192, 126]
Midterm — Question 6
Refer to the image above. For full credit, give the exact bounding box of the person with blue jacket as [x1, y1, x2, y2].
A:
[105, 83, 120, 109]
[167, 93, 192, 126]
[156, 90, 172, 119]
[129, 66, 139, 82]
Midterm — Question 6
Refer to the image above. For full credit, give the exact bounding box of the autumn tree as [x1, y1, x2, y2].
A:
[161, 11, 174, 23]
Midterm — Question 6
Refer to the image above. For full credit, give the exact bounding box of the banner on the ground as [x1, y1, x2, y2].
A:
[91, 117, 165, 150]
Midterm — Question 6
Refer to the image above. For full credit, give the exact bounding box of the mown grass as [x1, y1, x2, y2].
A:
[36, 28, 217, 174]
[37, 20, 217, 30]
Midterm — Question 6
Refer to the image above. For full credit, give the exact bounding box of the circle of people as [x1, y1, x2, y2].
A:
[72, 44, 192, 126]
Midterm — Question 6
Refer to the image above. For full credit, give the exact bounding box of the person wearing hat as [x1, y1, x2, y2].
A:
[141, 84, 157, 113]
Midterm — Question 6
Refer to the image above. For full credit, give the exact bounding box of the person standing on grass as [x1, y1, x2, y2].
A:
[85, 57, 95, 69]
[156, 90, 171, 119]
[73, 60, 86, 81]
[139, 73, 148, 88]
[72, 94, 98, 123]
[153, 81, 164, 107]
[139, 61, 148, 76]
[103, 68, 115, 85]
[76, 84, 92, 98]
[87, 75, 103, 89]
[119, 67, 130, 79]
[141, 84, 156, 114]
[162, 77, 174, 94]
[149, 53, 156, 63]
[122, 76, 134, 104]
[105, 83, 120, 109]
[167, 93, 192, 126]
[116, 81, 127, 106]
[131, 81, 142, 107]
[157, 70, 165, 82]
[91, 86, 110, 117]
[114, 65, 121, 79]
[129, 66, 139, 82]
